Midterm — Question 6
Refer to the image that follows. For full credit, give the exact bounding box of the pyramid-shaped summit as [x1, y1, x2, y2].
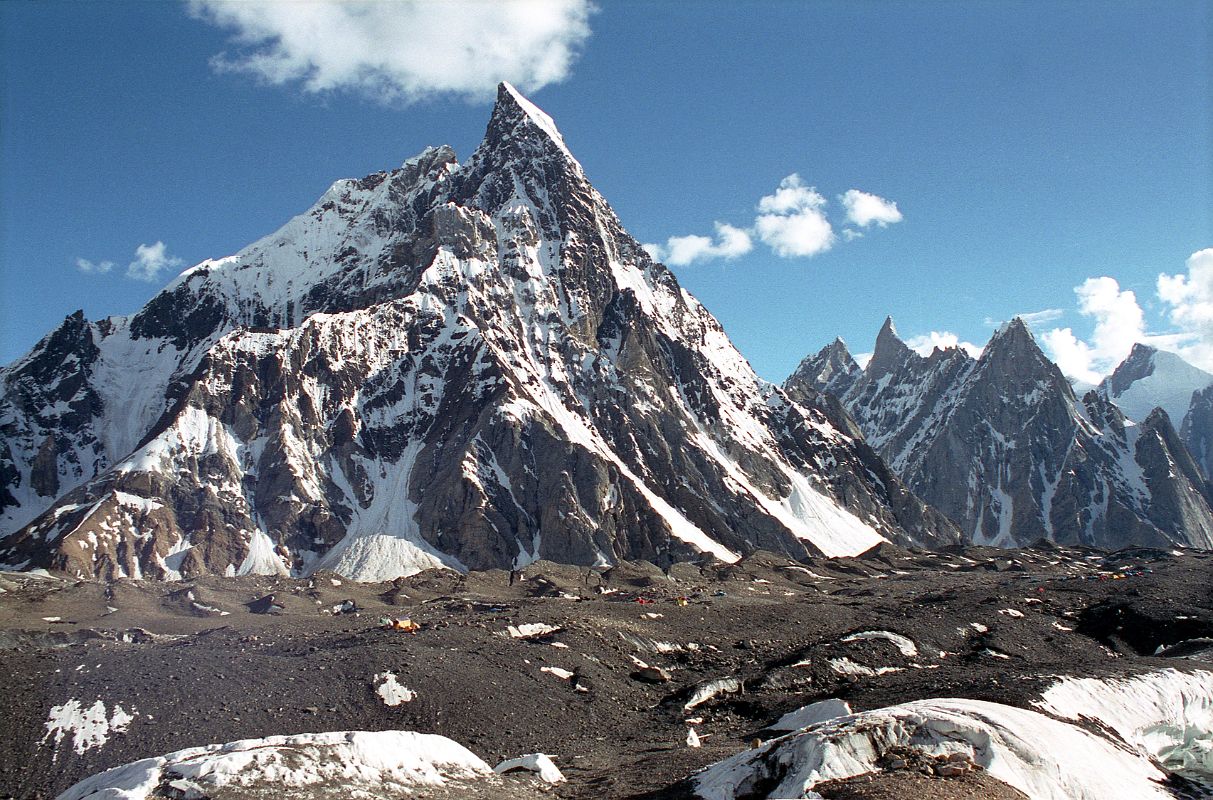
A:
[0, 86, 958, 581]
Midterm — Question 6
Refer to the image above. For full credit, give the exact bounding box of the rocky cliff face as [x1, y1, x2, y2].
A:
[788, 318, 1213, 549]
[0, 84, 958, 581]
[1181, 385, 1213, 481]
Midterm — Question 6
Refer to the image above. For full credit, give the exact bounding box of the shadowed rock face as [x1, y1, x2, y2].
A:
[0, 84, 957, 581]
[788, 318, 1213, 549]
[1182, 385, 1213, 480]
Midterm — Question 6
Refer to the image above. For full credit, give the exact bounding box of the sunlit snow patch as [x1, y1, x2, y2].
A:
[43, 699, 134, 757]
[506, 622, 561, 639]
[840, 630, 918, 657]
[373, 672, 416, 706]
[59, 731, 493, 800]
[828, 657, 902, 677]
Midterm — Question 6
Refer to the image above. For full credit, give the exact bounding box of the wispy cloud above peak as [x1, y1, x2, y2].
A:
[189, 0, 594, 104]
[75, 257, 115, 275]
[127, 241, 184, 282]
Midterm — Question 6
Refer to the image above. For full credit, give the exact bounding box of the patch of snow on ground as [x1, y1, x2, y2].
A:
[59, 730, 493, 800]
[494, 752, 566, 783]
[43, 700, 133, 756]
[840, 630, 918, 657]
[684, 678, 743, 712]
[374, 672, 416, 706]
[541, 666, 574, 680]
[237, 530, 289, 577]
[508, 622, 561, 639]
[828, 658, 902, 677]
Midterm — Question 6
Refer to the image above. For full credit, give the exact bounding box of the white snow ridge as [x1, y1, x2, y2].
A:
[695, 669, 1213, 800]
[59, 730, 494, 800]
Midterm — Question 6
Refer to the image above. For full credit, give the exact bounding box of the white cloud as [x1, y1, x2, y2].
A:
[189, 0, 593, 104]
[641, 242, 665, 261]
[840, 189, 903, 228]
[1041, 277, 1146, 382]
[1040, 327, 1101, 386]
[757, 174, 827, 215]
[755, 210, 834, 258]
[904, 331, 983, 359]
[75, 258, 114, 274]
[646, 222, 753, 267]
[1014, 308, 1064, 326]
[755, 175, 834, 258]
[1157, 248, 1213, 369]
[646, 175, 903, 267]
[127, 241, 184, 282]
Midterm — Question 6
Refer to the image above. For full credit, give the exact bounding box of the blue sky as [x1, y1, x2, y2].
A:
[2, 0, 1210, 383]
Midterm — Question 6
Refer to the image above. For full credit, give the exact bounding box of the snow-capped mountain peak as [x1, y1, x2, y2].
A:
[0, 84, 958, 581]
[1100, 343, 1213, 425]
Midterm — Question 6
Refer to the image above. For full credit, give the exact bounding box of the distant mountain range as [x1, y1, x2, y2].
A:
[788, 318, 1213, 550]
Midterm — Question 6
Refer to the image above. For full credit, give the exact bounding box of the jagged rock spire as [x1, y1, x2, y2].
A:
[867, 316, 916, 377]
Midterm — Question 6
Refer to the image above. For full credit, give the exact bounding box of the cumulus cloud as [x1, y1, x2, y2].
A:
[904, 331, 983, 359]
[840, 189, 903, 228]
[1156, 248, 1213, 369]
[754, 174, 835, 258]
[645, 222, 753, 267]
[127, 241, 184, 282]
[188, 0, 593, 104]
[75, 257, 115, 274]
[757, 174, 827, 215]
[645, 175, 902, 266]
[1041, 277, 1145, 383]
[1039, 327, 1101, 386]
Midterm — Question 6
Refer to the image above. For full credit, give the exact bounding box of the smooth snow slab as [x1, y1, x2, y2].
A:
[769, 698, 853, 732]
[59, 730, 493, 800]
[840, 630, 918, 657]
[695, 697, 1173, 800]
[494, 753, 565, 784]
